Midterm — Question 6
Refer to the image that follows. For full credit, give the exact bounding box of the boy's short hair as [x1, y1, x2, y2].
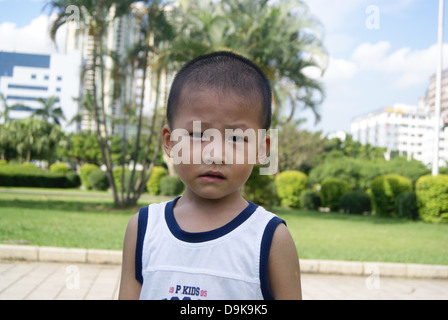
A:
[167, 51, 272, 129]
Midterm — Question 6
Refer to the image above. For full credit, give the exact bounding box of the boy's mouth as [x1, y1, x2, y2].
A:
[199, 171, 226, 182]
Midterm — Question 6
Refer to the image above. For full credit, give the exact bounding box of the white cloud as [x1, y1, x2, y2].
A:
[304, 0, 365, 30]
[324, 57, 357, 83]
[0, 14, 66, 54]
[351, 41, 448, 89]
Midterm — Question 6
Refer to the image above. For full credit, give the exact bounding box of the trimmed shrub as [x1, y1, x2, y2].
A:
[88, 170, 109, 191]
[65, 171, 81, 188]
[50, 163, 70, 174]
[415, 174, 448, 223]
[340, 190, 371, 214]
[395, 191, 418, 220]
[275, 170, 308, 208]
[371, 174, 412, 217]
[146, 166, 168, 195]
[0, 164, 68, 188]
[320, 178, 351, 211]
[80, 164, 100, 190]
[243, 166, 278, 208]
[160, 176, 184, 196]
[301, 189, 321, 210]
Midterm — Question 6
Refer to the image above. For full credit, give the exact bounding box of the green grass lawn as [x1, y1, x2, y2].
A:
[1, 187, 447, 265]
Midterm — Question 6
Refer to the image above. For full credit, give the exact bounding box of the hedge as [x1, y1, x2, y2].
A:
[300, 189, 321, 210]
[160, 176, 184, 196]
[395, 191, 418, 220]
[415, 174, 448, 223]
[320, 178, 351, 211]
[88, 170, 109, 191]
[243, 166, 278, 208]
[370, 174, 412, 217]
[146, 166, 168, 195]
[49, 163, 70, 174]
[0, 164, 79, 188]
[275, 170, 308, 208]
[79, 164, 100, 190]
[339, 190, 371, 214]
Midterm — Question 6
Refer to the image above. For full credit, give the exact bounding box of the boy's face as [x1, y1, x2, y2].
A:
[162, 87, 270, 200]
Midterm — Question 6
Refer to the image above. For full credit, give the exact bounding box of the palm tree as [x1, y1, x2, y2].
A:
[47, 0, 140, 206]
[127, 0, 174, 204]
[34, 96, 65, 125]
[47, 0, 174, 206]
[0, 93, 31, 123]
[172, 0, 328, 126]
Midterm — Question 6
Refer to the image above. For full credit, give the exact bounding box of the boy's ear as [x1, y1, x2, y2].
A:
[256, 133, 271, 165]
[161, 124, 173, 156]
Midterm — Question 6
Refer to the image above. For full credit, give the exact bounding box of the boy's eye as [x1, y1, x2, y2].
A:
[191, 132, 206, 140]
[229, 135, 245, 143]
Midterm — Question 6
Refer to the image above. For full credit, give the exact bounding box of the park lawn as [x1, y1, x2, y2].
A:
[278, 208, 448, 265]
[0, 188, 447, 265]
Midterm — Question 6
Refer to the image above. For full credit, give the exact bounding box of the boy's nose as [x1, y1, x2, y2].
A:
[202, 139, 226, 165]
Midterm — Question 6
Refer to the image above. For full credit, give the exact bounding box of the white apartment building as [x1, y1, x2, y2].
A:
[351, 103, 448, 167]
[0, 50, 82, 131]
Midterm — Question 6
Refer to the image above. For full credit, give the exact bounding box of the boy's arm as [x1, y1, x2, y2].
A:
[268, 223, 302, 300]
[118, 213, 142, 300]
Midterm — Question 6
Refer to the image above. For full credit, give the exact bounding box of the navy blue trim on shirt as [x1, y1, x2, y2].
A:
[135, 206, 149, 284]
[259, 216, 286, 300]
[165, 196, 258, 243]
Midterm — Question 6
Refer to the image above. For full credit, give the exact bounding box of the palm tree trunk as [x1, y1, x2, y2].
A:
[91, 35, 119, 205]
[127, 49, 149, 203]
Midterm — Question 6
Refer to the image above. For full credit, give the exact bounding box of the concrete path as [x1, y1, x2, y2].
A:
[1, 260, 447, 300]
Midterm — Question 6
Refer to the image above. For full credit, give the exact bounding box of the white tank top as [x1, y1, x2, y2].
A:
[135, 197, 285, 300]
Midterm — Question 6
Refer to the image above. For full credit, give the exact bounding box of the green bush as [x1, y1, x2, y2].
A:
[65, 171, 81, 188]
[0, 164, 68, 188]
[243, 166, 278, 208]
[339, 190, 371, 214]
[415, 174, 448, 223]
[80, 164, 100, 190]
[146, 166, 168, 195]
[88, 170, 109, 191]
[300, 189, 321, 210]
[50, 163, 70, 174]
[159, 176, 184, 196]
[370, 174, 412, 217]
[113, 167, 147, 193]
[395, 191, 418, 220]
[320, 178, 351, 211]
[20, 162, 39, 169]
[275, 170, 308, 208]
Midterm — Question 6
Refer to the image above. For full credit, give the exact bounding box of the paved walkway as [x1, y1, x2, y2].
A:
[1, 260, 447, 300]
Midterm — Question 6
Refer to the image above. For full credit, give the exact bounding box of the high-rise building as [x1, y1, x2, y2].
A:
[0, 50, 82, 131]
[65, 3, 170, 134]
[423, 68, 448, 129]
[350, 103, 448, 166]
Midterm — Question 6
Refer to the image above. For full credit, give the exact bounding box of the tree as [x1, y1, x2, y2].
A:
[172, 0, 327, 126]
[47, 0, 159, 206]
[34, 96, 65, 125]
[277, 121, 328, 174]
[0, 93, 31, 124]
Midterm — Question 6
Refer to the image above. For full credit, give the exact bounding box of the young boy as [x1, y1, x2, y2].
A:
[119, 51, 302, 300]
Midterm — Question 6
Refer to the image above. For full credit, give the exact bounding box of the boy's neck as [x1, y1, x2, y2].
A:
[172, 188, 249, 233]
[178, 188, 248, 212]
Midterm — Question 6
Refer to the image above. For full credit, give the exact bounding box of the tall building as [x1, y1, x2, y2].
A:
[350, 103, 448, 167]
[65, 3, 170, 134]
[423, 68, 448, 129]
[0, 50, 82, 131]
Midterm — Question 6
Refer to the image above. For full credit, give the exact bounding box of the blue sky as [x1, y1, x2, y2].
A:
[0, 0, 447, 134]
